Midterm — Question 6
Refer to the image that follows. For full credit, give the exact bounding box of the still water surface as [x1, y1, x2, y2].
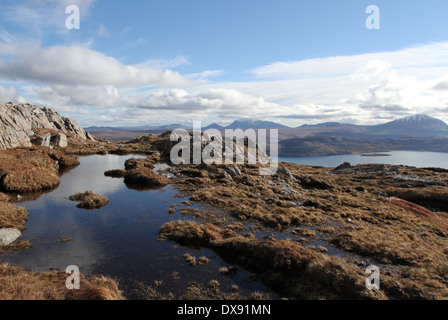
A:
[279, 151, 448, 169]
[1, 155, 273, 298]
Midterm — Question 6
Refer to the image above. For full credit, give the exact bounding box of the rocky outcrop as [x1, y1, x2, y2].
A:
[156, 130, 272, 165]
[0, 102, 95, 150]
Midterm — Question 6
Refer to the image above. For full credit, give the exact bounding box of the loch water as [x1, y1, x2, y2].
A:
[0, 154, 274, 299]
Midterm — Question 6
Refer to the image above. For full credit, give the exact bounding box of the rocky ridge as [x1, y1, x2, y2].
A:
[0, 102, 95, 150]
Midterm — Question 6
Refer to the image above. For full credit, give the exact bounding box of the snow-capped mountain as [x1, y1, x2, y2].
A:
[375, 114, 448, 137]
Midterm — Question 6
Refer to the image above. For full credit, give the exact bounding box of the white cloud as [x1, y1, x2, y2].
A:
[0, 42, 193, 87]
[252, 42, 448, 80]
[349, 65, 448, 118]
[32, 85, 121, 109]
[432, 77, 448, 92]
[135, 88, 279, 116]
[70, 88, 282, 126]
[0, 85, 25, 103]
[2, 40, 448, 126]
[216, 42, 448, 124]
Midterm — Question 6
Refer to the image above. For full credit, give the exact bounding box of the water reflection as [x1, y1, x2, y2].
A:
[1, 154, 275, 298]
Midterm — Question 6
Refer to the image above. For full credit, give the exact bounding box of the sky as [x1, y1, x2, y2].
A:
[0, 0, 448, 127]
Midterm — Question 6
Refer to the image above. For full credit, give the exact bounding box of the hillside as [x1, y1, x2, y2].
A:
[279, 136, 448, 157]
[0, 102, 95, 150]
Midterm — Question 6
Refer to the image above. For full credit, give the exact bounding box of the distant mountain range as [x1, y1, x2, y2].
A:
[277, 114, 448, 156]
[86, 123, 190, 131]
[290, 114, 448, 139]
[86, 119, 288, 132]
[86, 114, 448, 156]
[205, 119, 290, 130]
[87, 114, 448, 139]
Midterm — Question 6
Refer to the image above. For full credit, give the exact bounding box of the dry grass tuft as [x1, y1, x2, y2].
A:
[0, 264, 124, 300]
[159, 220, 233, 246]
[0, 201, 28, 231]
[104, 169, 126, 178]
[69, 191, 109, 210]
[124, 167, 169, 188]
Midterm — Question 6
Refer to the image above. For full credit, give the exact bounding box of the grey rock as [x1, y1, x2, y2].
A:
[35, 132, 52, 147]
[222, 172, 233, 180]
[269, 179, 301, 196]
[370, 164, 388, 172]
[164, 130, 273, 166]
[278, 166, 295, 180]
[0, 228, 21, 246]
[333, 162, 352, 172]
[53, 133, 68, 148]
[228, 165, 241, 178]
[0, 102, 95, 150]
[394, 175, 447, 186]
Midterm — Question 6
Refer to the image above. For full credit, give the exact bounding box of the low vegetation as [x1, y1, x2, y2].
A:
[0, 264, 124, 300]
[2, 132, 448, 300]
[153, 157, 448, 299]
[69, 191, 110, 210]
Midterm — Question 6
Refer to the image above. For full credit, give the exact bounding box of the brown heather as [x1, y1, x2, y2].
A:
[0, 264, 124, 300]
[2, 133, 448, 299]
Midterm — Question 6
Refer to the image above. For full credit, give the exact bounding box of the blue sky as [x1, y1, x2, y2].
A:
[1, 0, 448, 127]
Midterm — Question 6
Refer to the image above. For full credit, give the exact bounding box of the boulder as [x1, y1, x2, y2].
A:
[228, 165, 241, 178]
[34, 132, 52, 147]
[53, 133, 68, 148]
[222, 172, 233, 180]
[278, 166, 295, 180]
[334, 162, 352, 171]
[0, 228, 21, 246]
